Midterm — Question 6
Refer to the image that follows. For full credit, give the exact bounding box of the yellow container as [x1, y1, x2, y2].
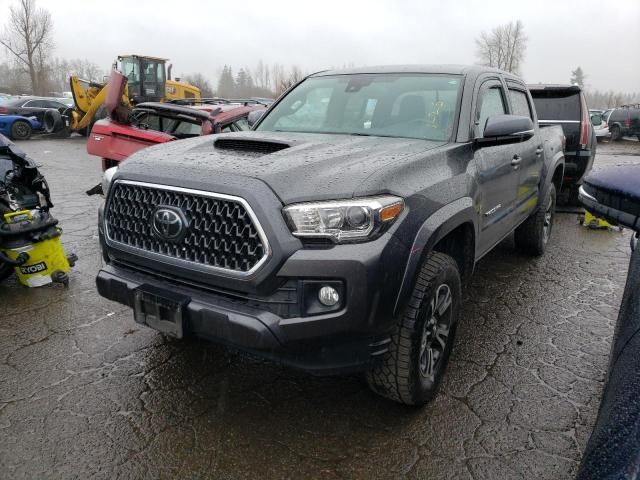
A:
[582, 210, 614, 230]
[1, 211, 73, 287]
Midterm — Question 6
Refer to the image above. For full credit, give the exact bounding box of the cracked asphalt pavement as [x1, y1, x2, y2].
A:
[1, 137, 639, 479]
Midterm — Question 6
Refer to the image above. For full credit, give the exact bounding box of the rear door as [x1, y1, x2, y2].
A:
[507, 83, 543, 222]
[472, 78, 521, 255]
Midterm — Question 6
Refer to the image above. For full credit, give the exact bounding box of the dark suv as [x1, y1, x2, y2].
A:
[529, 84, 596, 197]
[608, 106, 640, 141]
[96, 65, 565, 405]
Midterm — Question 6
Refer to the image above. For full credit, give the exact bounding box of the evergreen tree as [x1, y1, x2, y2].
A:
[570, 67, 586, 88]
[217, 65, 235, 98]
[235, 68, 248, 96]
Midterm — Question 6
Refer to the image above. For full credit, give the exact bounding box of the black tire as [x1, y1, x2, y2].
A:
[366, 252, 461, 405]
[43, 109, 63, 133]
[610, 125, 622, 141]
[10, 120, 31, 140]
[514, 184, 556, 256]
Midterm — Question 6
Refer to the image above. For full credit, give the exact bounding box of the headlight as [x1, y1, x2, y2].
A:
[283, 196, 404, 243]
[101, 166, 117, 197]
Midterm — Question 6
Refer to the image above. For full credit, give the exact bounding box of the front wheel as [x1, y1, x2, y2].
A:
[514, 184, 556, 256]
[366, 252, 461, 405]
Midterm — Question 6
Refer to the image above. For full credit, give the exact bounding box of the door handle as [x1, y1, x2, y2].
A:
[511, 155, 522, 167]
[535, 146, 544, 156]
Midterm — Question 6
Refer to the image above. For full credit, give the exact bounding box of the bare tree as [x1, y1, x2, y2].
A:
[475, 20, 527, 74]
[185, 73, 214, 97]
[271, 63, 286, 96]
[0, 0, 54, 95]
[274, 64, 305, 96]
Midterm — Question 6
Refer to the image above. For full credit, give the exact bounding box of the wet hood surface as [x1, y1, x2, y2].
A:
[116, 131, 445, 204]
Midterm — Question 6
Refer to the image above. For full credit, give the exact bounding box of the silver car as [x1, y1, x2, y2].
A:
[591, 111, 609, 141]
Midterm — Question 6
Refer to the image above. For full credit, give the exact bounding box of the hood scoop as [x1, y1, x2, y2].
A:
[214, 138, 291, 155]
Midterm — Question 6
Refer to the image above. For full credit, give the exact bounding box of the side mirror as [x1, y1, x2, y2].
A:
[247, 109, 265, 128]
[479, 114, 534, 143]
[591, 114, 603, 126]
[579, 164, 640, 231]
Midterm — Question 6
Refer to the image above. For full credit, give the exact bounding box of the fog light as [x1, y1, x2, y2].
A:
[318, 286, 340, 306]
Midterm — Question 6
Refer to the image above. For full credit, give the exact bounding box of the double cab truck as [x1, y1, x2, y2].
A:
[96, 65, 565, 405]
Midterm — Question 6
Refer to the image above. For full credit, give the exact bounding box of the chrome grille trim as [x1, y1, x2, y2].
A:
[104, 180, 271, 278]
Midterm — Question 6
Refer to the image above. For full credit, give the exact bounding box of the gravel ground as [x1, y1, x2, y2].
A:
[0, 136, 639, 479]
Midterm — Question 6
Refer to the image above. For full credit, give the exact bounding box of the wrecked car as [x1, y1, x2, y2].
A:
[95, 65, 565, 405]
[87, 101, 262, 171]
[86, 71, 265, 170]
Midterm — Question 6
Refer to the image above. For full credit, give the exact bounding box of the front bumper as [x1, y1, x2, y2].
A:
[97, 231, 409, 375]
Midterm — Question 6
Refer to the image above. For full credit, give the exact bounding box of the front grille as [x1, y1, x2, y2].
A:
[105, 181, 268, 275]
[214, 138, 290, 154]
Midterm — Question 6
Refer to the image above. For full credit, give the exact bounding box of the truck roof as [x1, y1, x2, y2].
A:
[313, 64, 518, 79]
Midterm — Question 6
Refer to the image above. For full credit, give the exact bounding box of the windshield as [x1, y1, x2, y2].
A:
[257, 73, 462, 141]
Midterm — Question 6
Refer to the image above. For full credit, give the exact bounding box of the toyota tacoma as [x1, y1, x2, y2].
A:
[96, 65, 565, 405]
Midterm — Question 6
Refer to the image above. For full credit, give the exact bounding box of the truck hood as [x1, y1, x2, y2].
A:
[116, 131, 446, 204]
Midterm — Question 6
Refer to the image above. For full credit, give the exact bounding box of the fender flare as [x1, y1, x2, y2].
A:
[539, 151, 565, 203]
[393, 197, 477, 315]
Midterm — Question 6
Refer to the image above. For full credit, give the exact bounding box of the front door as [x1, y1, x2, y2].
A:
[473, 80, 521, 256]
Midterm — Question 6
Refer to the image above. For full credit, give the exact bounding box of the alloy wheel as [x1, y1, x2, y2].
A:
[419, 284, 453, 379]
[543, 197, 553, 244]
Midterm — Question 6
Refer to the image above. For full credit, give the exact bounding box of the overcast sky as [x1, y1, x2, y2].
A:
[1, 0, 639, 92]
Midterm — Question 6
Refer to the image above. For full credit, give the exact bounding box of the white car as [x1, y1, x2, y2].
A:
[591, 111, 609, 141]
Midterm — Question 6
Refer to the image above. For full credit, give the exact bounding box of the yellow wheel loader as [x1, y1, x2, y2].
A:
[46, 55, 201, 135]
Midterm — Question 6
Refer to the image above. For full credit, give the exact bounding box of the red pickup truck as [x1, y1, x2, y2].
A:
[87, 100, 264, 171]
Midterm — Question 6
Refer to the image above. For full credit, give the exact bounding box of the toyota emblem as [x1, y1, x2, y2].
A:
[152, 206, 187, 241]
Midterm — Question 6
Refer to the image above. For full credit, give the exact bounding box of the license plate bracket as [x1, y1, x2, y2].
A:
[133, 285, 191, 339]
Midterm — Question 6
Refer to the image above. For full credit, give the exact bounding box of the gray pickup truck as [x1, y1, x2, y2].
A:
[96, 65, 565, 405]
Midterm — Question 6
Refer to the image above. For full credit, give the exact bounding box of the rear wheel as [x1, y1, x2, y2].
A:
[366, 252, 461, 405]
[610, 125, 622, 141]
[11, 120, 31, 140]
[514, 184, 556, 256]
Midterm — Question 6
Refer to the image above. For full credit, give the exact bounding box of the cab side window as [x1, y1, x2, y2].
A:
[476, 85, 506, 137]
[508, 88, 533, 120]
